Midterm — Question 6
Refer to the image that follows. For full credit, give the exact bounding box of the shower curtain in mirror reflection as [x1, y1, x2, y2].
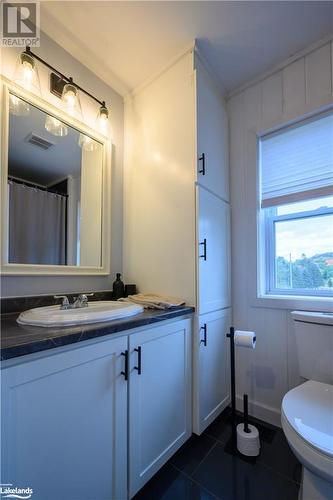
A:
[8, 182, 67, 265]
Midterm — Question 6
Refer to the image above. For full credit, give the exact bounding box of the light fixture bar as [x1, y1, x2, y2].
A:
[24, 46, 105, 107]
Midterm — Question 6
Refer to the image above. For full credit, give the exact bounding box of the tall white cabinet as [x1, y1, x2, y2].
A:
[197, 186, 230, 315]
[124, 47, 231, 435]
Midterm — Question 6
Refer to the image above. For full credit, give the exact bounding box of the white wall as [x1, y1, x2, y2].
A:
[123, 52, 197, 305]
[228, 38, 333, 425]
[0, 32, 124, 297]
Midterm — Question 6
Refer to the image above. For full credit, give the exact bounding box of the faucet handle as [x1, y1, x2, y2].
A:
[74, 293, 94, 308]
[80, 293, 94, 301]
[54, 295, 70, 309]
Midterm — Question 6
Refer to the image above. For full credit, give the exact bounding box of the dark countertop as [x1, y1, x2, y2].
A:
[1, 306, 194, 361]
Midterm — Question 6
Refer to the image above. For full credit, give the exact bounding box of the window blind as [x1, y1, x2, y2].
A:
[260, 112, 333, 208]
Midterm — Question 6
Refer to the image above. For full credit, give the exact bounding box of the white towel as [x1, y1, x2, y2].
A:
[118, 293, 185, 310]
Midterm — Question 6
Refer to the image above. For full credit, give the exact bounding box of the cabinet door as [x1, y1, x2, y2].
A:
[128, 319, 192, 497]
[197, 186, 231, 314]
[193, 309, 231, 435]
[1, 337, 128, 500]
[196, 65, 229, 201]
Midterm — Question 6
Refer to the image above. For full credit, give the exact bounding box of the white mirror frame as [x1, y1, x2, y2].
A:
[0, 76, 111, 276]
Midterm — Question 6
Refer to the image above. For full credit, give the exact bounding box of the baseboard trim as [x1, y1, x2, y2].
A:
[236, 395, 282, 428]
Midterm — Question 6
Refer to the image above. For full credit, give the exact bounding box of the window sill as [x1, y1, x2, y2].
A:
[251, 294, 333, 312]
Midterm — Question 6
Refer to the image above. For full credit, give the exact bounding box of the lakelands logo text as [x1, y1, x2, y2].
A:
[0, 484, 33, 499]
[1, 1, 40, 47]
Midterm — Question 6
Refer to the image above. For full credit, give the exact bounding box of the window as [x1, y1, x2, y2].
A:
[260, 112, 333, 298]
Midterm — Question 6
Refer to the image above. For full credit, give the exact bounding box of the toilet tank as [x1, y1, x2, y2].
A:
[292, 311, 333, 384]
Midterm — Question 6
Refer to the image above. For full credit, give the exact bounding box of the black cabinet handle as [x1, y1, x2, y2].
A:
[200, 324, 207, 346]
[199, 238, 207, 260]
[134, 346, 142, 375]
[121, 350, 129, 380]
[198, 153, 206, 175]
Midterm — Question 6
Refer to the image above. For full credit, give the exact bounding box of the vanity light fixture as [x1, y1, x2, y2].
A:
[96, 102, 109, 134]
[45, 115, 68, 137]
[13, 51, 41, 96]
[61, 78, 83, 120]
[9, 94, 30, 116]
[78, 133, 99, 152]
[14, 47, 110, 134]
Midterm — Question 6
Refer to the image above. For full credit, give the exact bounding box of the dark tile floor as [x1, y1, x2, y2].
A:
[134, 407, 301, 500]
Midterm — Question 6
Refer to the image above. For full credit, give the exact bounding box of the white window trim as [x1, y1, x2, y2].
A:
[251, 294, 333, 312]
[254, 108, 333, 312]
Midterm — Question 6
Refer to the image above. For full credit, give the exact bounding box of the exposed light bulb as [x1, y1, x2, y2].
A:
[13, 51, 41, 96]
[45, 115, 68, 137]
[96, 102, 109, 135]
[79, 133, 99, 152]
[61, 81, 82, 120]
[63, 90, 76, 109]
[22, 60, 34, 88]
[9, 94, 30, 116]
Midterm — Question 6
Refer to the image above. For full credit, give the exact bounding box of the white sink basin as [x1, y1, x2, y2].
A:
[17, 301, 144, 327]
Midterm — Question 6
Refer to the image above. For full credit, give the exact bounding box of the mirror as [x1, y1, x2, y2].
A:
[4, 91, 106, 270]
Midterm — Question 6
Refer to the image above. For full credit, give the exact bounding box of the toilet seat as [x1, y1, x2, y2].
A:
[281, 380, 333, 483]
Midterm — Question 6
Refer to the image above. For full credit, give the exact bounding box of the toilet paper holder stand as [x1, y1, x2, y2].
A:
[226, 327, 255, 442]
[226, 326, 237, 442]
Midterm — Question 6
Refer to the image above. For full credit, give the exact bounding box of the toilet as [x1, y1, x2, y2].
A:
[281, 311, 333, 500]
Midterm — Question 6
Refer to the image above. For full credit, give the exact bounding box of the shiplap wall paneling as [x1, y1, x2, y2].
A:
[262, 72, 283, 127]
[305, 44, 332, 108]
[283, 58, 306, 118]
[236, 308, 289, 425]
[229, 93, 247, 321]
[331, 41, 333, 93]
[228, 39, 333, 426]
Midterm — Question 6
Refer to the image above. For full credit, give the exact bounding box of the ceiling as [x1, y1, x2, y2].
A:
[41, 1, 333, 96]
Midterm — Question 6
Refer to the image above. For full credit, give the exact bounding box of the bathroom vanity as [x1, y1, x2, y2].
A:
[1, 306, 193, 500]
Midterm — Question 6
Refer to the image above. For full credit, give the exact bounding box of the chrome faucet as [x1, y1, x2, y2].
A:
[54, 293, 94, 310]
[73, 293, 94, 308]
[54, 295, 71, 310]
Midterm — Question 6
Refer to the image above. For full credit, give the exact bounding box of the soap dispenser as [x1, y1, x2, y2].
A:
[113, 273, 125, 300]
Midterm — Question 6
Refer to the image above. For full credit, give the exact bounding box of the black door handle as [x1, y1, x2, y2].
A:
[134, 346, 142, 375]
[121, 350, 129, 380]
[200, 324, 207, 346]
[198, 153, 205, 175]
[199, 238, 207, 260]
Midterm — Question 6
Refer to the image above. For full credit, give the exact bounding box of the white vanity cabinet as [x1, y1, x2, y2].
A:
[1, 316, 192, 500]
[1, 336, 128, 500]
[193, 309, 231, 434]
[128, 319, 192, 497]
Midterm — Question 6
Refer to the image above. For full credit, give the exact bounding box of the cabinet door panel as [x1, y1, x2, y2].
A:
[198, 186, 231, 314]
[1, 337, 128, 500]
[129, 319, 191, 497]
[196, 66, 229, 201]
[193, 309, 231, 434]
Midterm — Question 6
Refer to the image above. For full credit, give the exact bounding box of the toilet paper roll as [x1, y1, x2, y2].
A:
[237, 423, 260, 456]
[234, 330, 256, 349]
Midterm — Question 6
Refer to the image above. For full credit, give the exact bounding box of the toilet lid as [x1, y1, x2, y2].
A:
[282, 380, 333, 457]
